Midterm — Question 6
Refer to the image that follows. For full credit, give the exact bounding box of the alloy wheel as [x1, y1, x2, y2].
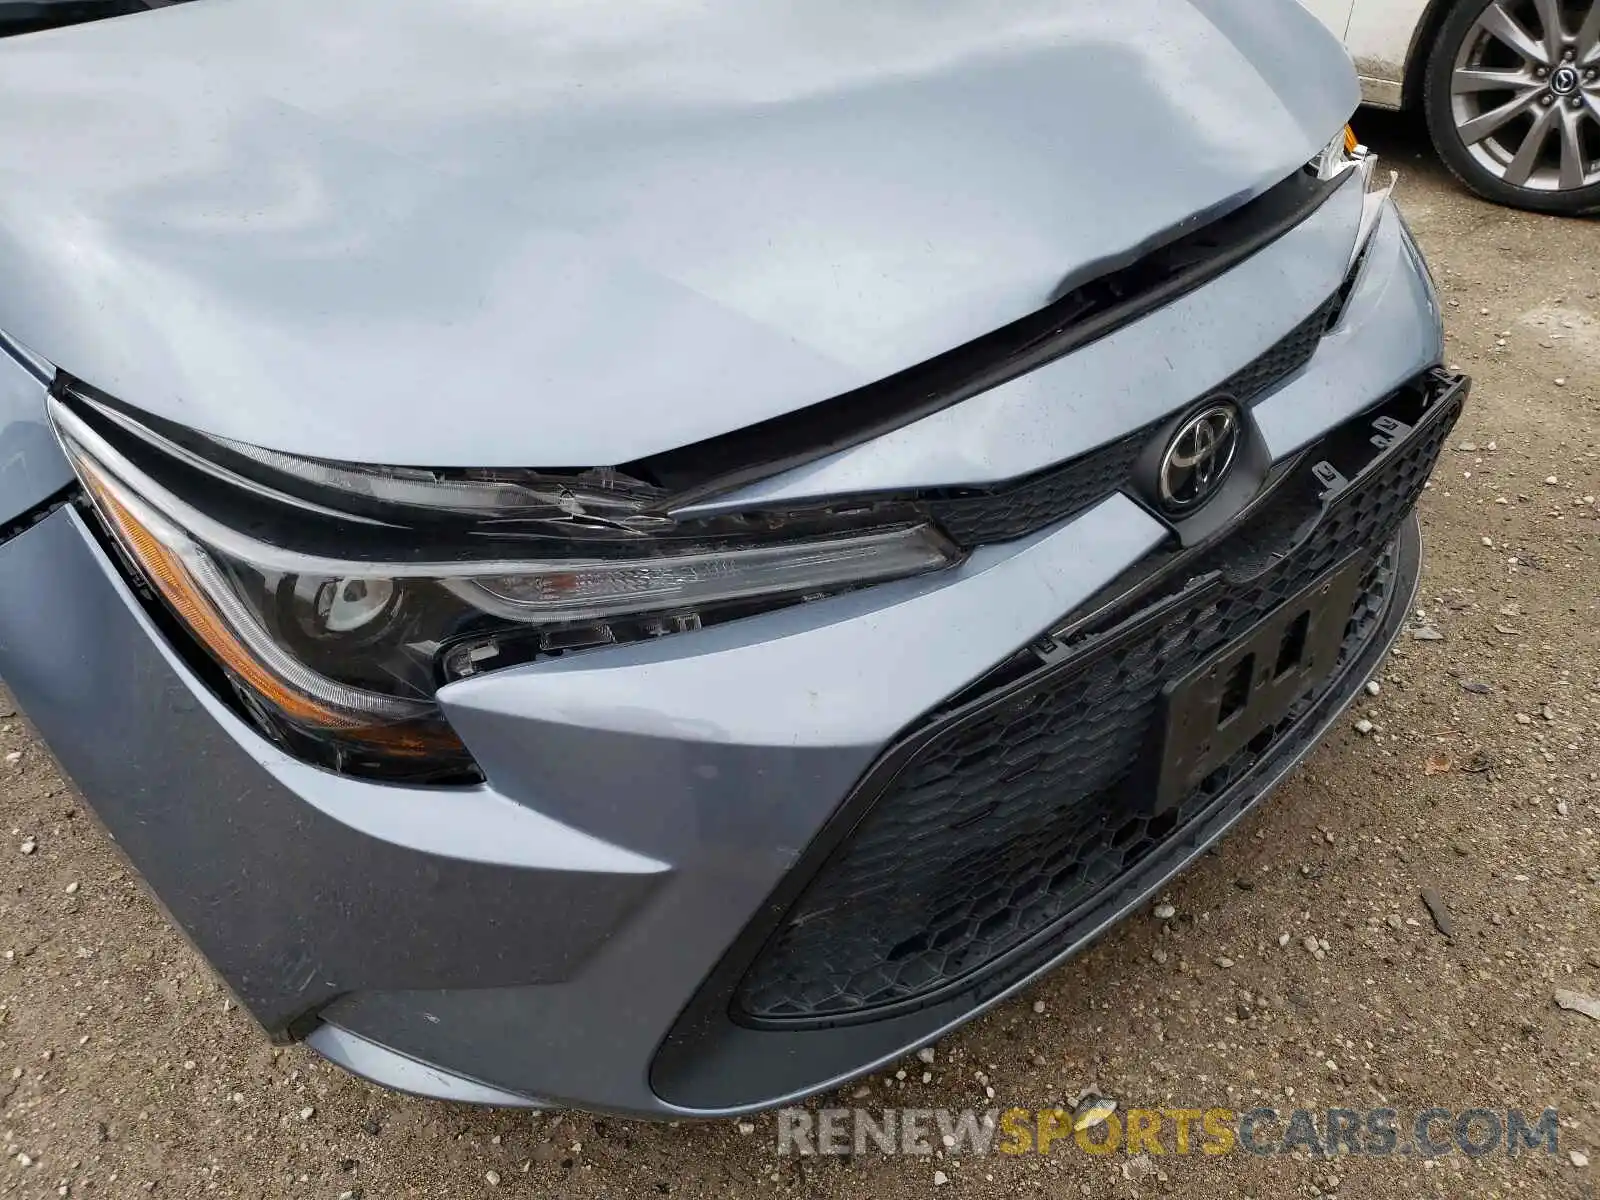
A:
[1449, 0, 1600, 192]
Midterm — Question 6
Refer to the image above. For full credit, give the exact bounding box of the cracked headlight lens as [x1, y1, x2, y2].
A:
[1312, 124, 1399, 277]
[1313, 124, 1366, 181]
[49, 389, 959, 781]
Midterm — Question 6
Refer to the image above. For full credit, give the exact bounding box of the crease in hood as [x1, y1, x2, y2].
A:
[0, 0, 1358, 467]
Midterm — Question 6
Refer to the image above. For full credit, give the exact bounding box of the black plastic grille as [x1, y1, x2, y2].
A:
[910, 292, 1339, 548]
[1218, 292, 1342, 404]
[736, 383, 1461, 1025]
[918, 428, 1147, 547]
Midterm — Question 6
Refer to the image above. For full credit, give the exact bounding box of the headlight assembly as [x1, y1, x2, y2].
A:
[48, 388, 960, 782]
[1312, 124, 1367, 182]
[1311, 124, 1398, 274]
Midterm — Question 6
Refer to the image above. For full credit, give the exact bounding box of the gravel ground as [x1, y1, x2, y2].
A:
[0, 113, 1597, 1200]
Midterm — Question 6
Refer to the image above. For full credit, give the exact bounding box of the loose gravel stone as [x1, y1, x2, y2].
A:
[1073, 1095, 1117, 1132]
[1420, 889, 1455, 937]
[1554, 990, 1600, 1021]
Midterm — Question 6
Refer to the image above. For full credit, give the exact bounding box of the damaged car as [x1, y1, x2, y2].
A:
[0, 0, 1463, 1115]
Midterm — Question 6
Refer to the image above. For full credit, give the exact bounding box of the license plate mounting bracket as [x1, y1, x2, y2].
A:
[1143, 551, 1369, 814]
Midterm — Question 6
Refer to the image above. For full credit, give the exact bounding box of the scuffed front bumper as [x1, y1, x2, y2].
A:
[0, 200, 1458, 1118]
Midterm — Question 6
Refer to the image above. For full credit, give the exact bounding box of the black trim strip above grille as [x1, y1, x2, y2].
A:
[632, 168, 1356, 505]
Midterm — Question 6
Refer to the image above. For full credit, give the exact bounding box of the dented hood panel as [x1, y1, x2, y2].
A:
[0, 0, 1357, 467]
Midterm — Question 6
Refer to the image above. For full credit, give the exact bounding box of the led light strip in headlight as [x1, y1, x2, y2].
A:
[49, 392, 960, 781]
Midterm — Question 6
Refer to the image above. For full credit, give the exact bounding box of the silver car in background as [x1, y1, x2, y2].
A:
[0, 0, 1463, 1115]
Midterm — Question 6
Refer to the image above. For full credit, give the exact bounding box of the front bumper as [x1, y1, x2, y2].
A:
[0, 198, 1459, 1118]
[661, 373, 1460, 1110]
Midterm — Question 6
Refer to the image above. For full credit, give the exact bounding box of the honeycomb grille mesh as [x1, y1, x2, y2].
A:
[911, 294, 1338, 547]
[920, 429, 1146, 547]
[735, 391, 1458, 1025]
[1216, 292, 1341, 405]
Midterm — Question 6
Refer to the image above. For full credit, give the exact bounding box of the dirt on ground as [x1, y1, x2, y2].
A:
[0, 112, 1597, 1200]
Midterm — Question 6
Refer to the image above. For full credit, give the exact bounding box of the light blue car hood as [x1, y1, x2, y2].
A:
[0, 0, 1357, 467]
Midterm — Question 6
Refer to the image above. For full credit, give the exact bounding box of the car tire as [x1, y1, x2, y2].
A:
[1421, 0, 1600, 215]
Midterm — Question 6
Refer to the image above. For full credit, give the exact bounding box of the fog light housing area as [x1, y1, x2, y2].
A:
[49, 387, 959, 782]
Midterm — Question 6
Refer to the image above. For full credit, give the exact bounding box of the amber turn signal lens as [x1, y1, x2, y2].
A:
[75, 456, 464, 761]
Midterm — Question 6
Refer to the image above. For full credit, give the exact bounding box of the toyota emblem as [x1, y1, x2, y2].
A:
[1157, 402, 1241, 514]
